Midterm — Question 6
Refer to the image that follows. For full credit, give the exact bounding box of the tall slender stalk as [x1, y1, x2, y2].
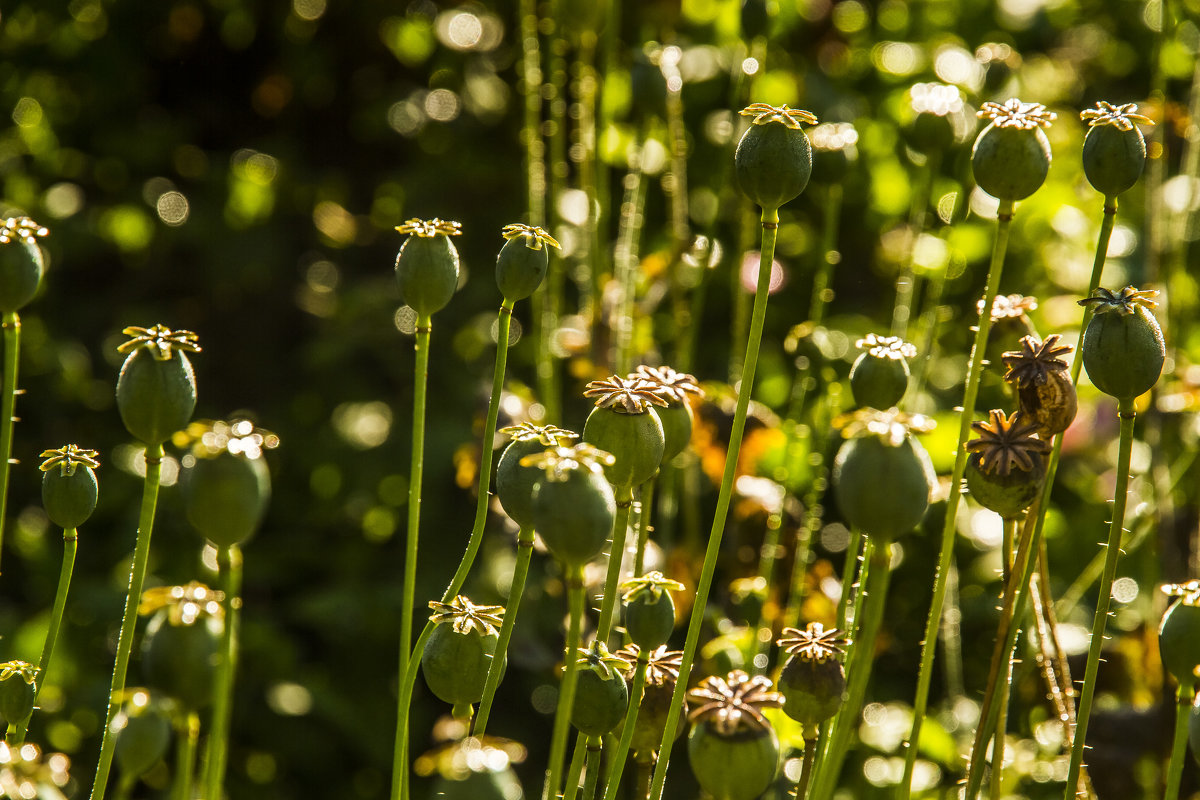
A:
[474, 525, 534, 737]
[400, 315, 432, 685]
[9, 527, 77, 746]
[633, 478, 655, 577]
[90, 443, 164, 800]
[539, 0, 568, 422]
[173, 711, 200, 800]
[1062, 395, 1138, 798]
[393, 301, 516, 799]
[751, 502, 784, 675]
[613, 138, 648, 376]
[544, 567, 586, 800]
[602, 655, 648, 800]
[1163, 687, 1195, 800]
[561, 737, 588, 800]
[203, 544, 243, 799]
[647, 207, 781, 800]
[597, 494, 633, 643]
[898, 199, 1014, 798]
[794, 737, 818, 800]
[579, 736, 603, 800]
[0, 311, 20, 574]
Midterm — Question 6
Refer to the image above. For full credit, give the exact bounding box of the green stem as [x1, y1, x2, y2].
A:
[401, 315, 432, 685]
[634, 477, 655, 578]
[812, 541, 892, 800]
[392, 301, 514, 799]
[474, 525, 535, 737]
[794, 737, 818, 800]
[1062, 396, 1137, 799]
[544, 567, 586, 800]
[647, 206, 781, 800]
[897, 199, 1014, 799]
[989, 517, 1019, 799]
[597, 493, 633, 644]
[836, 530, 864, 634]
[580, 736, 604, 800]
[562, 735, 588, 800]
[90, 442, 164, 800]
[203, 544, 243, 800]
[603, 657, 648, 800]
[0, 311, 19, 575]
[520, 0, 544, 229]
[173, 711, 200, 800]
[9, 527, 77, 746]
[1164, 687, 1195, 800]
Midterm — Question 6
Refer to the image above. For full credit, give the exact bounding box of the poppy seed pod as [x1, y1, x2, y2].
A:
[1080, 102, 1153, 198]
[849, 334, 915, 410]
[179, 419, 277, 547]
[582, 376, 669, 490]
[39, 444, 100, 530]
[394, 218, 461, 316]
[571, 641, 629, 738]
[0, 661, 37, 726]
[113, 691, 172, 779]
[686, 672, 783, 800]
[495, 223, 559, 303]
[735, 104, 817, 211]
[1079, 286, 1165, 400]
[526, 444, 617, 568]
[115, 325, 200, 446]
[621, 572, 684, 650]
[1160, 583, 1200, 693]
[971, 99, 1055, 202]
[495, 423, 579, 530]
[964, 410, 1050, 519]
[1002, 334, 1078, 438]
[777, 623, 850, 739]
[629, 366, 703, 462]
[422, 596, 506, 719]
[0, 217, 47, 313]
[140, 583, 223, 711]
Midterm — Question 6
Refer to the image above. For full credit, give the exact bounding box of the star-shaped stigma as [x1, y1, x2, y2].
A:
[978, 98, 1056, 130]
[686, 670, 783, 735]
[738, 103, 819, 129]
[117, 325, 202, 362]
[965, 410, 1050, 476]
[427, 595, 505, 636]
[777, 622, 850, 663]
[834, 407, 936, 447]
[174, 419, 280, 460]
[1080, 101, 1154, 131]
[575, 640, 629, 680]
[584, 375, 670, 414]
[910, 82, 964, 117]
[856, 333, 916, 360]
[620, 571, 685, 604]
[138, 581, 225, 625]
[631, 365, 704, 406]
[500, 422, 579, 448]
[519, 443, 615, 482]
[1002, 334, 1072, 388]
[395, 218, 463, 238]
[979, 293, 1038, 322]
[1077, 285, 1160, 316]
[0, 216, 48, 245]
[501, 223, 561, 251]
[1162, 581, 1200, 607]
[614, 644, 683, 686]
[39, 444, 100, 476]
[0, 661, 38, 686]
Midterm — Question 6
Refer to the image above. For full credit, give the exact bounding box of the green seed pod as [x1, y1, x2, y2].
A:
[0, 661, 37, 726]
[777, 623, 849, 738]
[528, 445, 617, 568]
[571, 641, 629, 738]
[1160, 583, 1200, 692]
[178, 419, 277, 548]
[113, 690, 172, 779]
[613, 645, 686, 756]
[621, 572, 684, 650]
[394, 218, 462, 316]
[971, 99, 1055, 202]
[630, 365, 703, 462]
[1079, 286, 1165, 400]
[583, 376, 669, 490]
[0, 217, 48, 313]
[904, 83, 964, 155]
[849, 334, 915, 410]
[686, 671, 783, 800]
[496, 224, 559, 303]
[1080, 102, 1153, 197]
[734, 104, 817, 211]
[141, 584, 223, 711]
[115, 325, 200, 446]
[422, 596, 505, 718]
[832, 409, 936, 541]
[964, 410, 1049, 519]
[1002, 334, 1078, 438]
[495, 424, 579, 530]
[39, 444, 100, 530]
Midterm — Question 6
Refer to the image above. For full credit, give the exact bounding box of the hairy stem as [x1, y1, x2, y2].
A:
[0, 311, 19, 576]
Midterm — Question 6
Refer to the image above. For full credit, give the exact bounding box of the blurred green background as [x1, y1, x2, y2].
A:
[0, 0, 1199, 797]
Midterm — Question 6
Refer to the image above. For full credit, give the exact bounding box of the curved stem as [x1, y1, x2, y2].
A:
[90, 443, 164, 800]
[597, 492, 633, 644]
[400, 315, 432, 686]
[0, 311, 19, 575]
[1062, 396, 1137, 799]
[898, 199, 1014, 799]
[794, 737, 818, 800]
[203, 544, 243, 799]
[1164, 687, 1195, 800]
[544, 567, 586, 800]
[474, 525, 535, 737]
[392, 301, 514, 799]
[603, 658, 648, 800]
[647, 206, 781, 800]
[580, 736, 604, 800]
[812, 541, 892, 800]
[173, 711, 200, 800]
